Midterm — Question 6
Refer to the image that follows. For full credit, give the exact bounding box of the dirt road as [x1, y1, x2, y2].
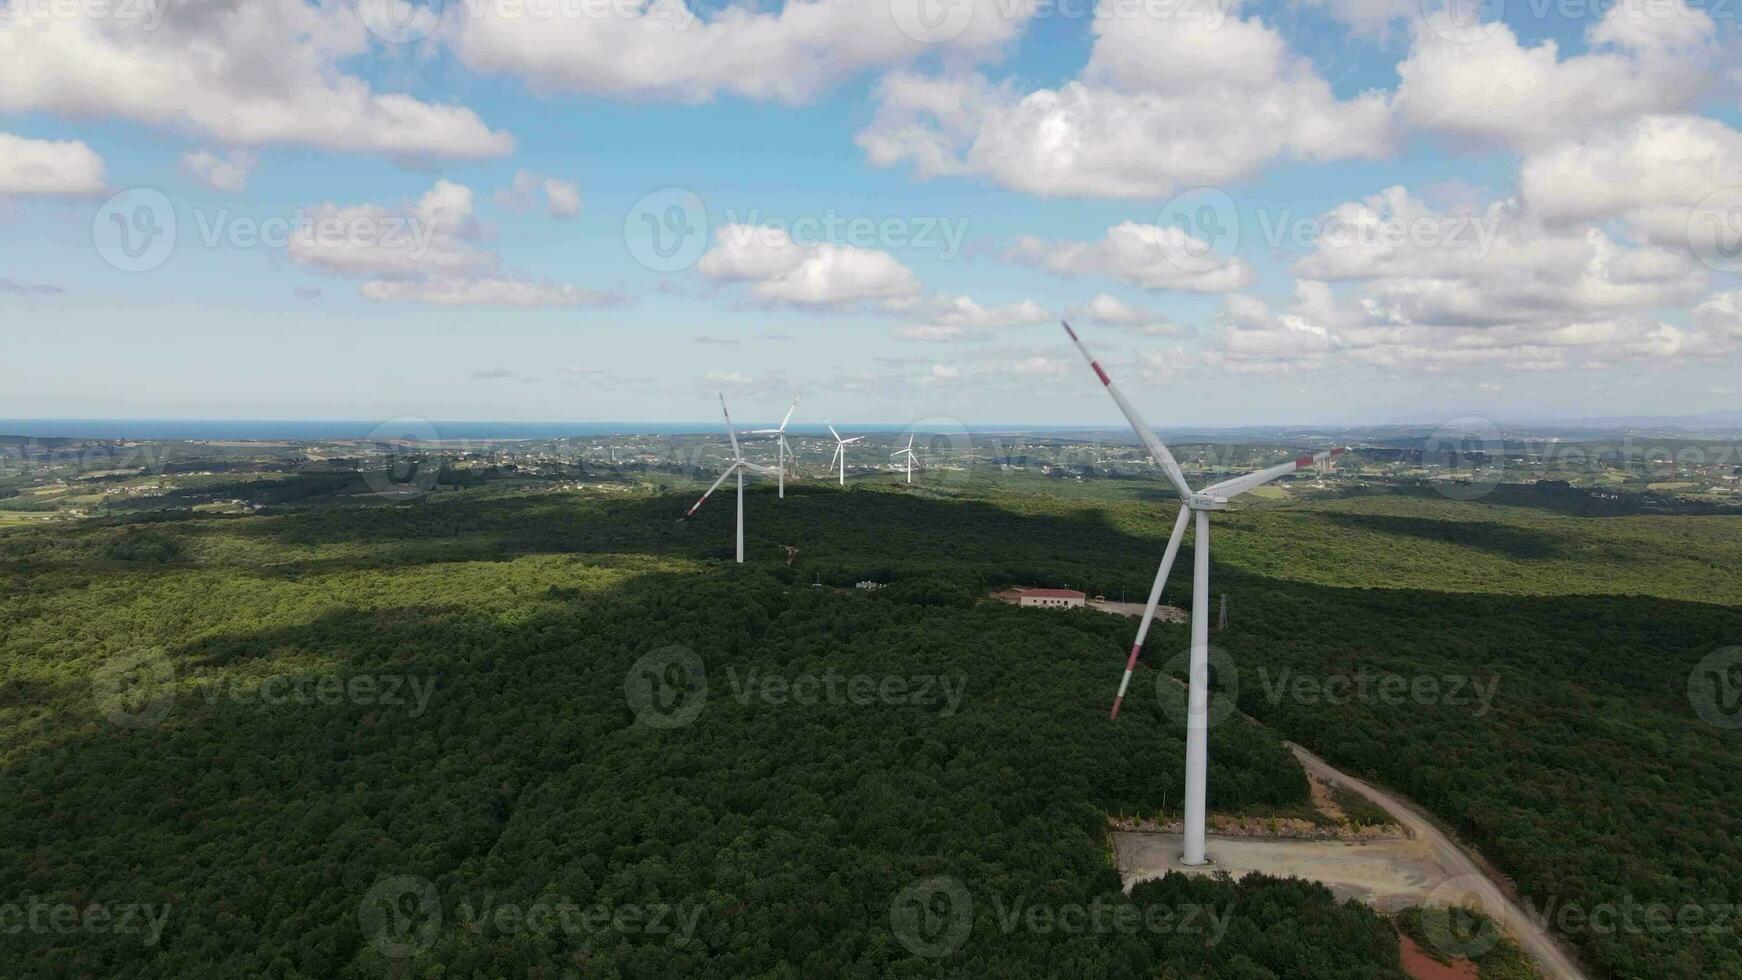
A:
[1287, 742, 1588, 980]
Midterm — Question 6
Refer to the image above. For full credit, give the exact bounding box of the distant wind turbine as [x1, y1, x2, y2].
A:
[891, 432, 916, 484]
[1062, 320, 1344, 867]
[679, 394, 779, 564]
[827, 424, 864, 486]
[749, 395, 800, 498]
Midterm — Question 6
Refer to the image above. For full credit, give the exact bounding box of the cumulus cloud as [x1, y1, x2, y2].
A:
[180, 149, 256, 192]
[0, 132, 105, 196]
[889, 295, 1050, 341]
[698, 224, 922, 307]
[0, 0, 511, 158]
[1006, 222, 1255, 292]
[495, 170, 581, 219]
[1519, 114, 1742, 243]
[1396, 1, 1716, 149]
[857, 4, 1392, 198]
[1070, 293, 1195, 337]
[289, 180, 492, 278]
[453, 0, 1031, 104]
[1288, 188, 1708, 329]
[287, 179, 609, 307]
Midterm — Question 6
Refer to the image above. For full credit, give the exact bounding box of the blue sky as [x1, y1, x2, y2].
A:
[1, 0, 1738, 427]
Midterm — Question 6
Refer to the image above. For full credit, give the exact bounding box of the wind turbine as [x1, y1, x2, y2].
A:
[749, 395, 800, 498]
[1061, 320, 1343, 867]
[826, 424, 863, 486]
[891, 432, 916, 484]
[679, 393, 779, 563]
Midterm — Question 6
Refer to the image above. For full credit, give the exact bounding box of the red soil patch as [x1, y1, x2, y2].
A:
[1398, 932, 1479, 980]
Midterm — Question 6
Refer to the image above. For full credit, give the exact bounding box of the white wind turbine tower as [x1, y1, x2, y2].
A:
[826, 424, 864, 486]
[1062, 321, 1344, 867]
[749, 395, 800, 498]
[891, 432, 916, 484]
[679, 393, 779, 563]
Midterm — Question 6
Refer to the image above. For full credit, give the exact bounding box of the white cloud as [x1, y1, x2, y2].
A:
[361, 277, 618, 308]
[0, 0, 511, 158]
[288, 180, 492, 278]
[453, 0, 1031, 104]
[1290, 187, 1708, 329]
[1071, 293, 1194, 337]
[857, 4, 1392, 198]
[698, 224, 922, 307]
[0, 132, 104, 196]
[890, 295, 1050, 341]
[180, 149, 256, 192]
[1205, 291, 1336, 374]
[495, 170, 581, 219]
[1519, 114, 1742, 243]
[1396, 1, 1716, 149]
[1006, 222, 1255, 292]
[288, 180, 607, 307]
[1696, 291, 1742, 340]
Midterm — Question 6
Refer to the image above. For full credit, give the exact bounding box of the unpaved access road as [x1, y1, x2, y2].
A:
[1113, 743, 1589, 979]
[1287, 742, 1588, 980]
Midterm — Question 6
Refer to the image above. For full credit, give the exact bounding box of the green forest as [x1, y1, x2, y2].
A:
[1, 477, 1737, 977]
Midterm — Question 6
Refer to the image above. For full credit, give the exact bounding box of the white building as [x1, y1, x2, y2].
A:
[1016, 588, 1085, 609]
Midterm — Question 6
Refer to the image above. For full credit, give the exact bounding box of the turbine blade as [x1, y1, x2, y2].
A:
[720, 393, 742, 461]
[778, 396, 799, 432]
[1110, 505, 1191, 720]
[1201, 447, 1346, 500]
[680, 463, 740, 520]
[1060, 321, 1193, 501]
[828, 423, 842, 443]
